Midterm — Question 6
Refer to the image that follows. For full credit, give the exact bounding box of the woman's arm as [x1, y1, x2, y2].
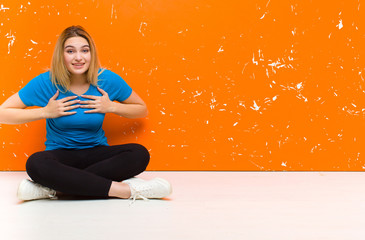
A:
[110, 90, 148, 118]
[0, 91, 80, 125]
[80, 88, 148, 119]
[0, 93, 45, 124]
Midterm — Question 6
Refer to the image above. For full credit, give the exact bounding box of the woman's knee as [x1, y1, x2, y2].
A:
[130, 143, 150, 169]
[26, 151, 52, 180]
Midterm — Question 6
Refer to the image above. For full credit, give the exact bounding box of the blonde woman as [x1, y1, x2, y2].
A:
[0, 26, 172, 201]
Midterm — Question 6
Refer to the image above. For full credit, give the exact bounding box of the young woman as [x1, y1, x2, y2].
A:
[0, 25, 172, 201]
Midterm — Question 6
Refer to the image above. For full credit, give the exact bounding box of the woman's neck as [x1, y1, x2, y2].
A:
[70, 74, 88, 86]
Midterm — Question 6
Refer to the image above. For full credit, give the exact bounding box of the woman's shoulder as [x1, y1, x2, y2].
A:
[31, 70, 49, 78]
[98, 68, 121, 79]
[98, 68, 126, 85]
[28, 71, 52, 86]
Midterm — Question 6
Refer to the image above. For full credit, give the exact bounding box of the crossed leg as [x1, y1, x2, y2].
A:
[25, 143, 150, 198]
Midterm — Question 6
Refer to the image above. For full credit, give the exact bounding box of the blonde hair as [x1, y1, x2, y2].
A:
[50, 25, 102, 91]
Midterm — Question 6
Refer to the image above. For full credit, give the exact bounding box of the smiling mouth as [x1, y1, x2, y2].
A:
[72, 63, 85, 69]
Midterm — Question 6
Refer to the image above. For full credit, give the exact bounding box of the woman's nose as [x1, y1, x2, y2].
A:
[75, 51, 82, 60]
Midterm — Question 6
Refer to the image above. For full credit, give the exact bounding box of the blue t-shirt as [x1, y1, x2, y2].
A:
[18, 69, 133, 150]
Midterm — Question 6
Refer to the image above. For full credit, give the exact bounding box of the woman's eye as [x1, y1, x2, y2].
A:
[67, 50, 73, 53]
[82, 49, 89, 53]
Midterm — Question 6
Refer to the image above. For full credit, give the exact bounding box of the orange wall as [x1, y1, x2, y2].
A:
[0, 0, 364, 171]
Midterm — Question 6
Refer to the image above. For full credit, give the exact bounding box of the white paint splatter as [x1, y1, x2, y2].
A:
[337, 19, 343, 29]
[30, 40, 38, 44]
[139, 22, 148, 37]
[268, 60, 287, 69]
[193, 91, 202, 97]
[218, 46, 224, 52]
[311, 144, 321, 153]
[241, 62, 249, 75]
[5, 30, 16, 54]
[258, 49, 263, 60]
[281, 162, 287, 167]
[252, 52, 258, 65]
[266, 0, 271, 7]
[291, 28, 296, 36]
[250, 100, 260, 111]
[296, 82, 303, 90]
[238, 101, 246, 108]
[0, 4, 9, 12]
[259, 0, 271, 19]
[210, 94, 217, 109]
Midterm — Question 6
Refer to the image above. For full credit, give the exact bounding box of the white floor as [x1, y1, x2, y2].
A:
[1, 171, 365, 240]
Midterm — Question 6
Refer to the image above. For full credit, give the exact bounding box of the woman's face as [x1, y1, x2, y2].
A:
[63, 36, 91, 77]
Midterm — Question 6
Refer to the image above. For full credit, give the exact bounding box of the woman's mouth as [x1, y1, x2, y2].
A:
[72, 63, 85, 69]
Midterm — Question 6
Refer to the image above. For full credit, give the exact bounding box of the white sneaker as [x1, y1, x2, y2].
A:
[123, 177, 146, 184]
[17, 179, 57, 201]
[123, 177, 172, 201]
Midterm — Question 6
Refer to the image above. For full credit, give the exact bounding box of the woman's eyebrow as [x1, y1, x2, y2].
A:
[64, 45, 90, 49]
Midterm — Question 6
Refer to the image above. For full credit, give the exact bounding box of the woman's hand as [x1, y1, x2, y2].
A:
[43, 90, 80, 118]
[80, 87, 114, 113]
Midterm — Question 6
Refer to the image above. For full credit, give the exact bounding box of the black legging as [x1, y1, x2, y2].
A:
[25, 143, 150, 197]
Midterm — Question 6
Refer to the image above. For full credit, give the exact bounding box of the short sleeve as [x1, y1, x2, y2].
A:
[18, 72, 56, 107]
[98, 69, 133, 102]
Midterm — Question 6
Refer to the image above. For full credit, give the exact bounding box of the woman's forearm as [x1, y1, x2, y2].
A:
[109, 102, 148, 119]
[0, 107, 46, 125]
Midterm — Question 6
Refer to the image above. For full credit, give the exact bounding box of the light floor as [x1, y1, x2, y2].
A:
[1, 171, 365, 240]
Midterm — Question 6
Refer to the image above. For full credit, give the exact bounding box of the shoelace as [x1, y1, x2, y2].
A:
[128, 187, 149, 205]
[48, 194, 58, 200]
[41, 186, 58, 200]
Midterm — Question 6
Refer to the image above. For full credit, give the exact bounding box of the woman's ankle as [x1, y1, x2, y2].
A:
[108, 181, 131, 199]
